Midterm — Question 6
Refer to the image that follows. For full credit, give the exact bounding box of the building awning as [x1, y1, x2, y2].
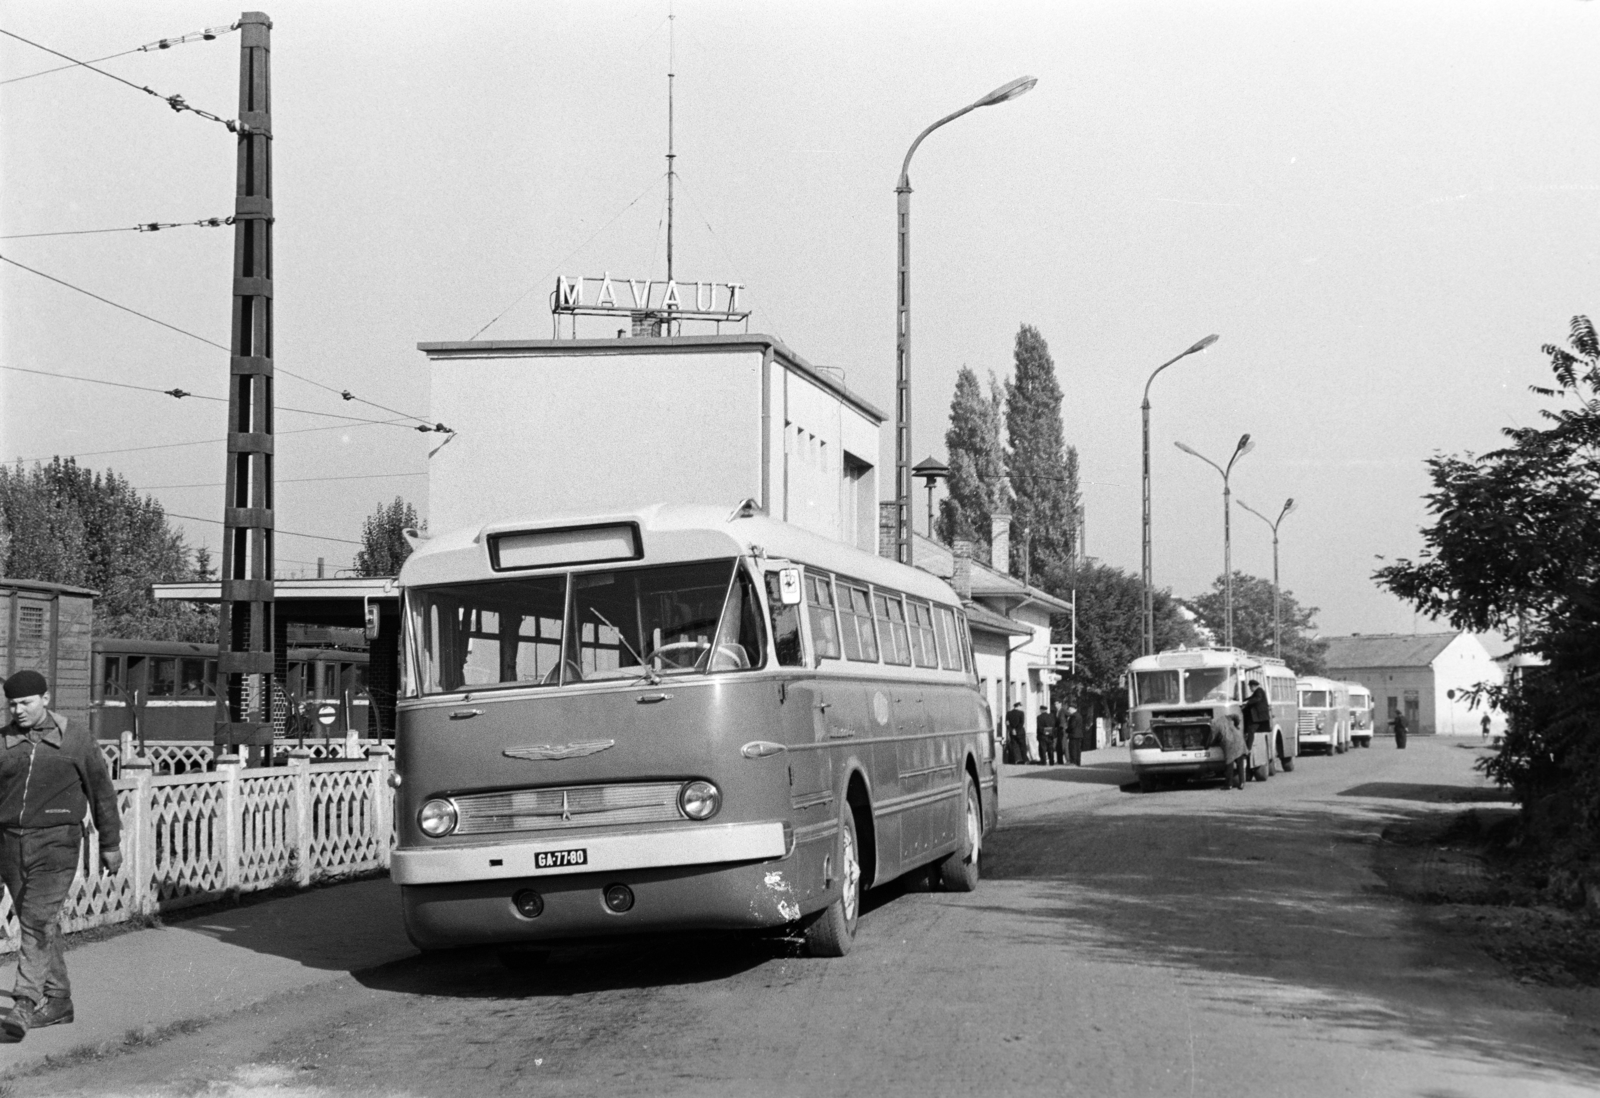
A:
[964, 602, 1032, 638]
[153, 579, 398, 603]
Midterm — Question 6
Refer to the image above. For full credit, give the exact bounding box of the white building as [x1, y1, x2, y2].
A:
[1322, 632, 1504, 737]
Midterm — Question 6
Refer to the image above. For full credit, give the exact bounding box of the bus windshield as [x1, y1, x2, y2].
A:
[1184, 666, 1237, 704]
[409, 558, 766, 695]
[1300, 690, 1329, 707]
[1132, 670, 1180, 706]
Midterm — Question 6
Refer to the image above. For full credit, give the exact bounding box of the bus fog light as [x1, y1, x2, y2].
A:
[679, 780, 721, 820]
[418, 798, 458, 837]
[512, 889, 544, 919]
[603, 883, 635, 913]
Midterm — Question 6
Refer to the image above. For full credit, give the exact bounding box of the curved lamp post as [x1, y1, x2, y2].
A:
[912, 456, 949, 540]
[1237, 497, 1297, 659]
[894, 75, 1037, 567]
[1174, 433, 1255, 649]
[1140, 334, 1219, 654]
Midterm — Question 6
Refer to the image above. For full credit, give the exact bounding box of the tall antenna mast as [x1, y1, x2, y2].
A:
[666, 3, 676, 286]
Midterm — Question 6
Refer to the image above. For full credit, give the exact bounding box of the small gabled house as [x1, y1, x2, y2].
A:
[1322, 631, 1503, 737]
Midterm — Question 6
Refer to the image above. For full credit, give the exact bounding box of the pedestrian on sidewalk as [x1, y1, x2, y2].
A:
[1392, 712, 1409, 749]
[1036, 706, 1059, 765]
[1005, 703, 1027, 764]
[1066, 705, 1085, 766]
[0, 670, 122, 1041]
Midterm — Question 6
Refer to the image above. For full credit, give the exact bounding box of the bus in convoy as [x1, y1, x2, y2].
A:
[1125, 647, 1299, 792]
[390, 503, 996, 957]
[1295, 676, 1351, 755]
[91, 638, 370, 741]
[1346, 682, 1374, 748]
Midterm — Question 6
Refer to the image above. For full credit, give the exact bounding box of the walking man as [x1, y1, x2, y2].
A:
[1005, 703, 1027, 764]
[1392, 711, 1409, 749]
[1066, 705, 1085, 767]
[1, 670, 122, 1040]
[1036, 706, 1059, 765]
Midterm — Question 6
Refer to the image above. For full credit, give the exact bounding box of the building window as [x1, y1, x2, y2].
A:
[18, 604, 44, 640]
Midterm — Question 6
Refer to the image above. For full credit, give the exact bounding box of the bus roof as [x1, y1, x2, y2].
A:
[1127, 647, 1291, 673]
[400, 502, 963, 606]
[1297, 675, 1345, 690]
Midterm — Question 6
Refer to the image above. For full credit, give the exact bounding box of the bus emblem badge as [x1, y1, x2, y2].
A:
[503, 740, 616, 761]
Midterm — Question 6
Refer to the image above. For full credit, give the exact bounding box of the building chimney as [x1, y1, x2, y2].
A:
[953, 539, 973, 601]
[990, 512, 1012, 575]
[879, 501, 899, 559]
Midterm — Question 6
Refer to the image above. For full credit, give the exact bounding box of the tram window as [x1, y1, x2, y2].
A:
[907, 600, 939, 668]
[873, 592, 912, 666]
[179, 658, 208, 697]
[100, 656, 123, 702]
[149, 658, 177, 698]
[933, 606, 961, 670]
[838, 584, 879, 663]
[764, 573, 805, 667]
[805, 574, 842, 659]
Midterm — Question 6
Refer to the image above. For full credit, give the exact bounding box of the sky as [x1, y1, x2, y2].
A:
[2, 0, 1596, 641]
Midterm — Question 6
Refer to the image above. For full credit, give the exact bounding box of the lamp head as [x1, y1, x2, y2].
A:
[1282, 498, 1297, 518]
[1234, 433, 1254, 458]
[1173, 441, 1201, 459]
[977, 76, 1038, 107]
[1187, 333, 1220, 355]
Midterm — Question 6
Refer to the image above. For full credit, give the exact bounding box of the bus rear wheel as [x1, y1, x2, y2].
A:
[804, 805, 861, 957]
[936, 775, 982, 892]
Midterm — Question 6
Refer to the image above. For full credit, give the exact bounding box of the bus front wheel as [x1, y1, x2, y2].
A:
[1279, 737, 1295, 772]
[804, 806, 861, 957]
[936, 775, 982, 892]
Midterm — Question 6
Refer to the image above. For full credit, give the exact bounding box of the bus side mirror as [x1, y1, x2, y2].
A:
[777, 567, 802, 607]
[364, 598, 380, 640]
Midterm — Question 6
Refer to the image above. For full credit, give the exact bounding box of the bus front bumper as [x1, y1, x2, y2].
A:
[391, 821, 789, 886]
[1129, 746, 1224, 778]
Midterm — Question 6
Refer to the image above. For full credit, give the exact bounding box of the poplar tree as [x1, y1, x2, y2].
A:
[1005, 324, 1079, 578]
[937, 366, 1009, 559]
[356, 497, 423, 577]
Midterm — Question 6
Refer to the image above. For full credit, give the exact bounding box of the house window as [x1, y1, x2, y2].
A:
[18, 604, 44, 640]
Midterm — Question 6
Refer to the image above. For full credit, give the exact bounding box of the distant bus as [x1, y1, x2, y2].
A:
[91, 638, 370, 741]
[390, 504, 996, 957]
[1346, 682, 1374, 748]
[1296, 676, 1351, 755]
[1126, 647, 1298, 791]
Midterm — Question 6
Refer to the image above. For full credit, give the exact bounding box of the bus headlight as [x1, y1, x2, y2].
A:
[678, 780, 721, 820]
[418, 798, 459, 837]
[1131, 732, 1160, 750]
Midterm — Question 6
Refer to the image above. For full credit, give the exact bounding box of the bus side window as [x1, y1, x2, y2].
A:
[839, 583, 880, 663]
[805, 574, 842, 659]
[873, 591, 912, 666]
[953, 609, 974, 673]
[933, 606, 961, 670]
[906, 600, 939, 668]
[764, 573, 805, 667]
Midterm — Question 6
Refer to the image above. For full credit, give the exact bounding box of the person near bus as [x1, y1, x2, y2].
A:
[1005, 703, 1027, 764]
[1066, 705, 1085, 766]
[1480, 713, 1491, 742]
[1392, 712, 1408, 749]
[1036, 706, 1059, 765]
[1, 670, 122, 1040]
[1242, 678, 1271, 757]
[1209, 711, 1247, 789]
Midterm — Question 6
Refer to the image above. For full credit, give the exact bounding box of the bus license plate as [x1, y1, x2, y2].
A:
[535, 848, 587, 869]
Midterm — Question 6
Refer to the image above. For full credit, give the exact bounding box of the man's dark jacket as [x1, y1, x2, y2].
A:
[0, 712, 121, 848]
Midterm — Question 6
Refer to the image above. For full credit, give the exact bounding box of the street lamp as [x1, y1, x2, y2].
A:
[1237, 497, 1297, 659]
[894, 75, 1038, 568]
[912, 456, 949, 540]
[1140, 334, 1219, 654]
[1174, 433, 1255, 649]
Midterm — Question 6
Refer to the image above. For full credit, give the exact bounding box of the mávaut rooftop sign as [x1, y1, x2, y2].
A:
[552, 274, 750, 321]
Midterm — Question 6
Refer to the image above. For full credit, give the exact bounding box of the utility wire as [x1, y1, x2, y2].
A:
[136, 471, 425, 490]
[0, 255, 451, 432]
[1, 22, 237, 86]
[0, 364, 427, 427]
[0, 27, 254, 133]
[162, 511, 363, 547]
[12, 418, 414, 464]
[2, 217, 232, 240]
[468, 174, 663, 340]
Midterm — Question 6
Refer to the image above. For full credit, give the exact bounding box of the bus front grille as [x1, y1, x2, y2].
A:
[452, 782, 684, 835]
[1155, 726, 1211, 751]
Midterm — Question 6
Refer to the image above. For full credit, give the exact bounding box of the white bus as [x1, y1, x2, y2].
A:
[1126, 647, 1298, 791]
[1296, 676, 1351, 755]
[1346, 682, 1374, 748]
[391, 503, 997, 958]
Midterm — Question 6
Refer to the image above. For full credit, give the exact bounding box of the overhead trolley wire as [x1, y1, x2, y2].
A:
[0, 255, 452, 433]
[2, 217, 233, 241]
[136, 471, 426, 491]
[1, 22, 237, 86]
[11, 418, 415, 465]
[0, 27, 254, 133]
[161, 511, 363, 547]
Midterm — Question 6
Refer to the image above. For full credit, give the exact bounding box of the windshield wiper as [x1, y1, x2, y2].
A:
[585, 607, 660, 685]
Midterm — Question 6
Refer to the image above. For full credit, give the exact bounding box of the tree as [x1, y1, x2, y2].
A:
[1188, 571, 1328, 674]
[1005, 324, 1079, 579]
[1375, 316, 1600, 884]
[0, 458, 211, 640]
[1041, 558, 1198, 721]
[355, 497, 422, 577]
[937, 366, 1009, 558]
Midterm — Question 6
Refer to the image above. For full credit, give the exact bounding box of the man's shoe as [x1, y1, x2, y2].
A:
[33, 996, 73, 1028]
[2, 998, 34, 1039]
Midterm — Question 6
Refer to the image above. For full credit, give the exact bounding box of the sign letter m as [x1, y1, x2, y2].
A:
[556, 276, 584, 308]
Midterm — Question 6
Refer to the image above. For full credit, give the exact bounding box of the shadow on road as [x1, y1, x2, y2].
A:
[1338, 782, 1513, 804]
[978, 801, 1600, 1085]
[1008, 764, 1130, 787]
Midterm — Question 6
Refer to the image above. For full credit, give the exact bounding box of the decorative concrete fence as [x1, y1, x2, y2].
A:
[100, 734, 387, 779]
[0, 748, 395, 955]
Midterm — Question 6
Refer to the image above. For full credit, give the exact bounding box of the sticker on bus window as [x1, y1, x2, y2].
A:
[534, 848, 588, 869]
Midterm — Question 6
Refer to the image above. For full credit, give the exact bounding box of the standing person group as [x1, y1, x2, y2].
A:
[1, 670, 122, 1041]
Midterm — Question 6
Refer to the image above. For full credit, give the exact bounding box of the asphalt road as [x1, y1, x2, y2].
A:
[10, 739, 1600, 1097]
